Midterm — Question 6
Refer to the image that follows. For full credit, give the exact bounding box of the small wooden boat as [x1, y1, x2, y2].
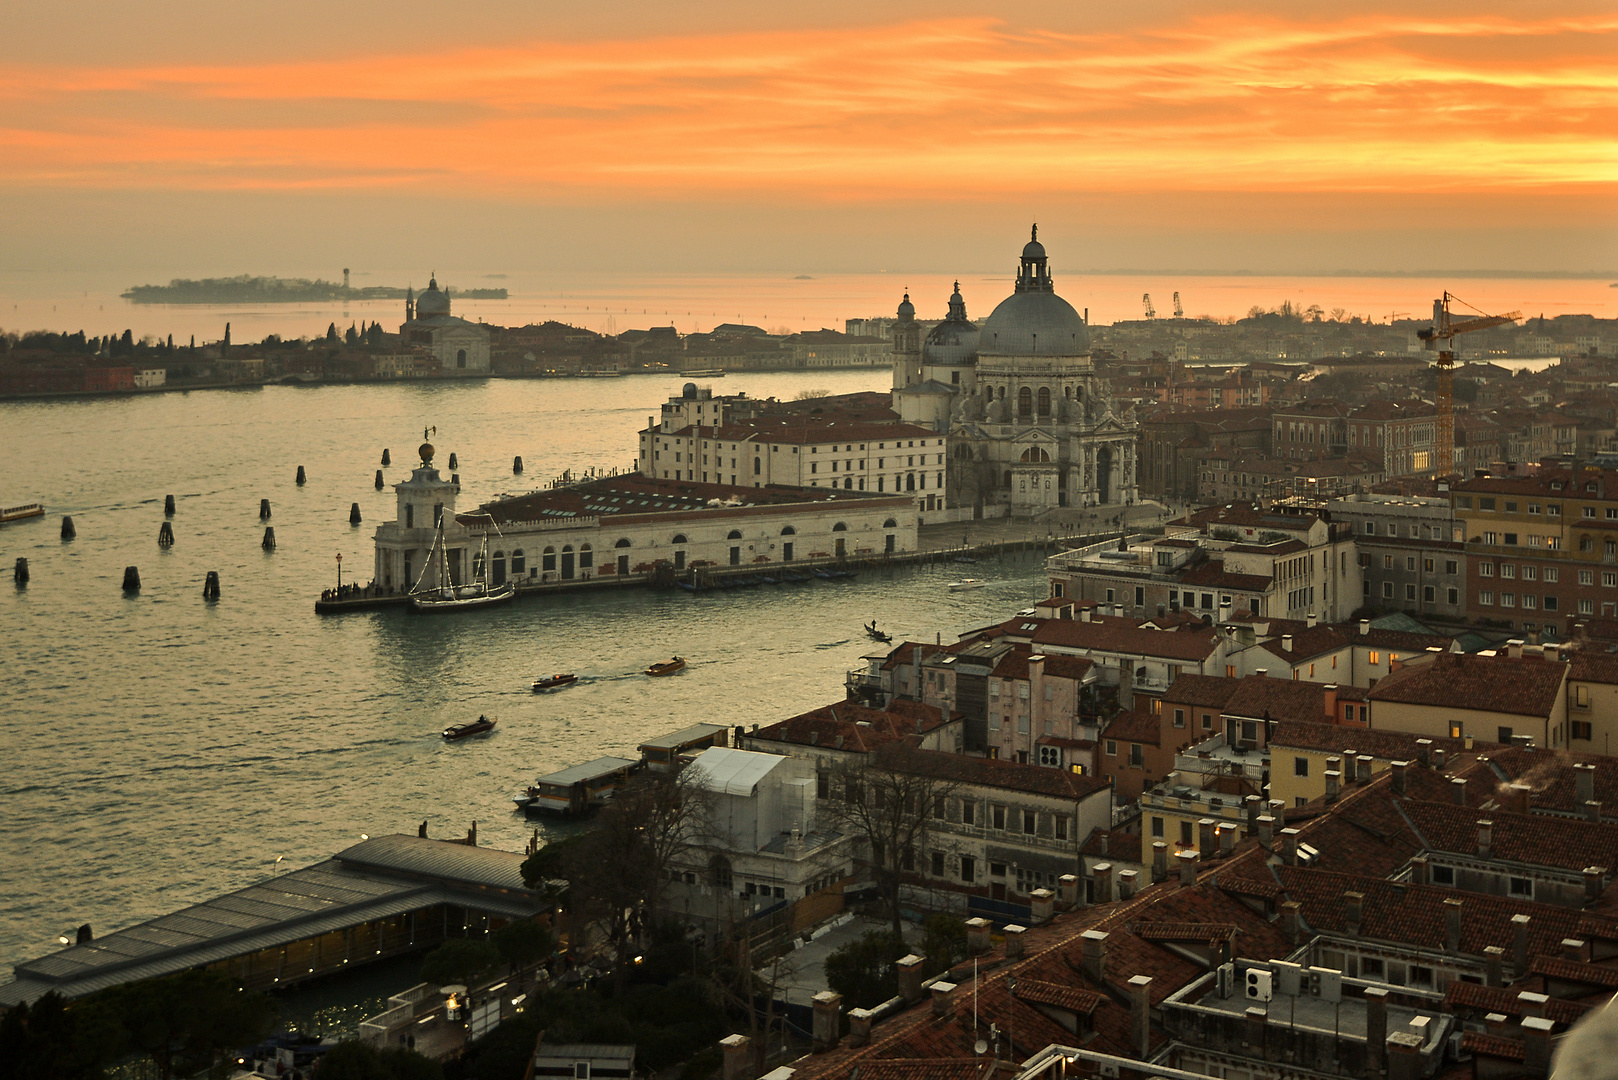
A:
[443, 715, 497, 740]
[645, 656, 686, 677]
[865, 623, 892, 643]
[948, 578, 985, 591]
[532, 673, 579, 692]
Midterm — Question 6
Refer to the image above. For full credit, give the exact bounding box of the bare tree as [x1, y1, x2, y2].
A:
[820, 745, 962, 938]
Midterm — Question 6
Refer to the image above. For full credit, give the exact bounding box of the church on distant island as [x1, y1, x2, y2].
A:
[891, 228, 1138, 515]
[399, 275, 491, 374]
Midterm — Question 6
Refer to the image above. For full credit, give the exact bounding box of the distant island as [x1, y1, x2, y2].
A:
[122, 275, 508, 304]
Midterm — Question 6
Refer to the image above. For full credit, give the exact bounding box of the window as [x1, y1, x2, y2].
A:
[934, 795, 947, 821]
[1446, 560, 1458, 575]
[1423, 586, 1435, 602]
[1509, 877, 1533, 898]
[1173, 708, 1186, 728]
[1606, 572, 1617, 587]
[1106, 739, 1118, 756]
[931, 851, 945, 876]
[1151, 816, 1164, 837]
[1502, 564, 1516, 579]
[1505, 533, 1519, 545]
[959, 856, 975, 883]
[1383, 555, 1394, 569]
[1523, 565, 1538, 581]
[992, 804, 1007, 831]
[1383, 582, 1394, 599]
[1480, 563, 1494, 577]
[1501, 592, 1516, 607]
[1369, 650, 1381, 664]
[962, 800, 975, 826]
[1545, 567, 1559, 583]
[1407, 556, 1417, 571]
[1202, 713, 1214, 730]
[1295, 757, 1309, 777]
[1449, 588, 1460, 604]
[1573, 720, 1593, 739]
[1054, 815, 1069, 841]
[1180, 821, 1194, 846]
[1587, 507, 1599, 518]
[1581, 570, 1594, 585]
[1432, 865, 1455, 885]
[1479, 590, 1494, 605]
[1406, 584, 1417, 600]
[1581, 599, 1595, 614]
[1129, 743, 1143, 768]
[1022, 810, 1037, 836]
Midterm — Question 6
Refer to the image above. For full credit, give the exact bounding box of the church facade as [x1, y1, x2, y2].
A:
[891, 229, 1139, 516]
[398, 275, 491, 374]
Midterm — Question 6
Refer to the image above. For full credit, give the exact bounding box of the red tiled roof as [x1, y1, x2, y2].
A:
[1460, 1031, 1525, 1062]
[1479, 747, 1618, 817]
[1222, 676, 1331, 724]
[1162, 674, 1242, 709]
[1103, 711, 1161, 746]
[750, 700, 946, 753]
[882, 641, 942, 672]
[1271, 720, 1499, 761]
[1529, 954, 1618, 989]
[1367, 652, 1567, 718]
[1570, 651, 1618, 685]
[1010, 979, 1106, 1014]
[1032, 620, 1222, 663]
[1399, 800, 1618, 873]
[1445, 980, 1592, 1025]
[1133, 922, 1237, 944]
[1178, 560, 1273, 592]
[883, 747, 1112, 800]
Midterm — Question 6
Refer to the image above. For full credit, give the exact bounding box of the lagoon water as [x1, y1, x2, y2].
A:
[0, 369, 1052, 982]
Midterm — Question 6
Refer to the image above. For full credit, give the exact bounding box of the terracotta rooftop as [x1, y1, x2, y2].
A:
[1270, 720, 1499, 761]
[883, 747, 1112, 801]
[1031, 620, 1223, 663]
[748, 700, 947, 753]
[1103, 710, 1161, 746]
[1367, 652, 1567, 718]
[1222, 676, 1331, 724]
[1398, 799, 1618, 873]
[470, 473, 904, 527]
[1162, 674, 1242, 710]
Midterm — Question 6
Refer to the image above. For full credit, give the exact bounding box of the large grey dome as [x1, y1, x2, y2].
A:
[416, 276, 450, 318]
[923, 281, 979, 365]
[979, 291, 1088, 355]
[979, 229, 1088, 355]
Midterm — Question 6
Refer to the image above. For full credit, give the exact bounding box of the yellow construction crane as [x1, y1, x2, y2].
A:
[1143, 293, 1156, 320]
[1173, 292, 1184, 318]
[1419, 292, 1521, 477]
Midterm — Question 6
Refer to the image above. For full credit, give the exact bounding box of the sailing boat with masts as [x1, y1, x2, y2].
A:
[409, 509, 517, 613]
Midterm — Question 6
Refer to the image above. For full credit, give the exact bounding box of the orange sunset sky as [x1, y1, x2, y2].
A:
[3, 0, 1614, 274]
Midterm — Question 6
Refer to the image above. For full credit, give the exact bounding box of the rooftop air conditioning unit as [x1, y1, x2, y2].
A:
[1297, 843, 1321, 866]
[1216, 963, 1236, 999]
[1245, 968, 1273, 1002]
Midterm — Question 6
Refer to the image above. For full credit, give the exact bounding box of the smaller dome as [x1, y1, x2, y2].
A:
[1022, 223, 1045, 260]
[896, 292, 915, 320]
[682, 382, 698, 399]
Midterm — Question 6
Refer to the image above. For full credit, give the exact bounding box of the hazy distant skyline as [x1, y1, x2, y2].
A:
[4, 1, 1614, 277]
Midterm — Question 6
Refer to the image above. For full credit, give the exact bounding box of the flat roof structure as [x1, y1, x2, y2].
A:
[638, 723, 729, 753]
[0, 835, 544, 1008]
[535, 756, 641, 788]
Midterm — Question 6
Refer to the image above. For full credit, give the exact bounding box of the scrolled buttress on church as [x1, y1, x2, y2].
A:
[891, 228, 1138, 516]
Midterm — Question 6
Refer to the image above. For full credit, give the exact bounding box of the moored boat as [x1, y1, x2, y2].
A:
[409, 511, 517, 613]
[948, 578, 985, 591]
[532, 673, 579, 692]
[645, 656, 686, 677]
[443, 715, 497, 740]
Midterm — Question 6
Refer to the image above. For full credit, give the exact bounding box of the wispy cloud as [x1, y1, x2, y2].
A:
[2, 12, 1612, 199]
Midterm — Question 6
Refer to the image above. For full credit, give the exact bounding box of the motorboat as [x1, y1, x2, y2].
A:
[948, 578, 985, 591]
[645, 656, 687, 677]
[532, 673, 579, 692]
[443, 715, 497, 740]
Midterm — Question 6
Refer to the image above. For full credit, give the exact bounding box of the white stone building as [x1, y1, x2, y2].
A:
[398, 276, 490, 374]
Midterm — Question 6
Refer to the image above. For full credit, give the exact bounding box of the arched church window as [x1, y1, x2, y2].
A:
[1038, 387, 1051, 416]
[1018, 387, 1033, 417]
[456, 349, 467, 368]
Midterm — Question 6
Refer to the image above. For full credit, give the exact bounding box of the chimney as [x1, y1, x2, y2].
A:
[1004, 924, 1027, 959]
[1360, 619, 1371, 636]
[1282, 634, 1293, 652]
[1477, 819, 1493, 859]
[1523, 1016, 1554, 1078]
[1323, 685, 1338, 721]
[1575, 762, 1597, 807]
[847, 1009, 873, 1048]
[1244, 1006, 1267, 1052]
[1092, 862, 1115, 904]
[1433, 747, 1446, 771]
[1257, 815, 1275, 847]
[1255, 668, 1268, 678]
[1587, 800, 1604, 824]
[1199, 818, 1217, 857]
[1386, 1032, 1424, 1080]
[1098, 831, 1109, 857]
[1030, 888, 1055, 923]
[1507, 783, 1531, 814]
[811, 991, 842, 1052]
[1409, 855, 1429, 885]
[721, 1035, 752, 1080]
[1451, 777, 1468, 805]
[930, 981, 956, 1017]
[1307, 612, 1319, 628]
[1518, 990, 1550, 1018]
[1508, 638, 1524, 659]
[1081, 930, 1109, 982]
[1585, 866, 1606, 902]
[1344, 892, 1364, 936]
[1280, 828, 1300, 866]
[1281, 900, 1302, 945]
[1444, 898, 1464, 952]
[1218, 822, 1238, 856]
[1544, 643, 1560, 662]
[1081, 606, 1092, 622]
[1325, 769, 1341, 803]
[1485, 1012, 1509, 1034]
[1152, 841, 1169, 882]
[1129, 975, 1153, 1059]
[1563, 938, 1591, 963]
[1058, 873, 1080, 909]
[1118, 869, 1139, 899]
[1356, 755, 1374, 783]
[1178, 849, 1201, 886]
[1513, 914, 1532, 977]
[1483, 945, 1505, 987]
[1391, 760, 1408, 795]
[1364, 987, 1388, 1074]
[965, 917, 992, 955]
[896, 954, 925, 1002]
[1245, 794, 1262, 834]
[1415, 739, 1432, 767]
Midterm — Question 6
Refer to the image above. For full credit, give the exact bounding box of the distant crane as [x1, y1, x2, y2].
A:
[1172, 292, 1184, 319]
[1419, 292, 1522, 477]
[1142, 293, 1156, 320]
[1388, 311, 1410, 325]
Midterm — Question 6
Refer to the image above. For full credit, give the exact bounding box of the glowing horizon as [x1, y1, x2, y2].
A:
[2, 12, 1613, 202]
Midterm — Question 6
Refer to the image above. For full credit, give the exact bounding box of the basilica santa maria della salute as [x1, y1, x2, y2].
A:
[892, 227, 1138, 516]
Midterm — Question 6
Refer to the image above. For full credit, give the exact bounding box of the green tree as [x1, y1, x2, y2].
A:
[326, 322, 340, 345]
[0, 991, 119, 1080]
[824, 930, 908, 1009]
[920, 913, 967, 976]
[419, 938, 502, 987]
[492, 917, 553, 972]
[102, 969, 277, 1079]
